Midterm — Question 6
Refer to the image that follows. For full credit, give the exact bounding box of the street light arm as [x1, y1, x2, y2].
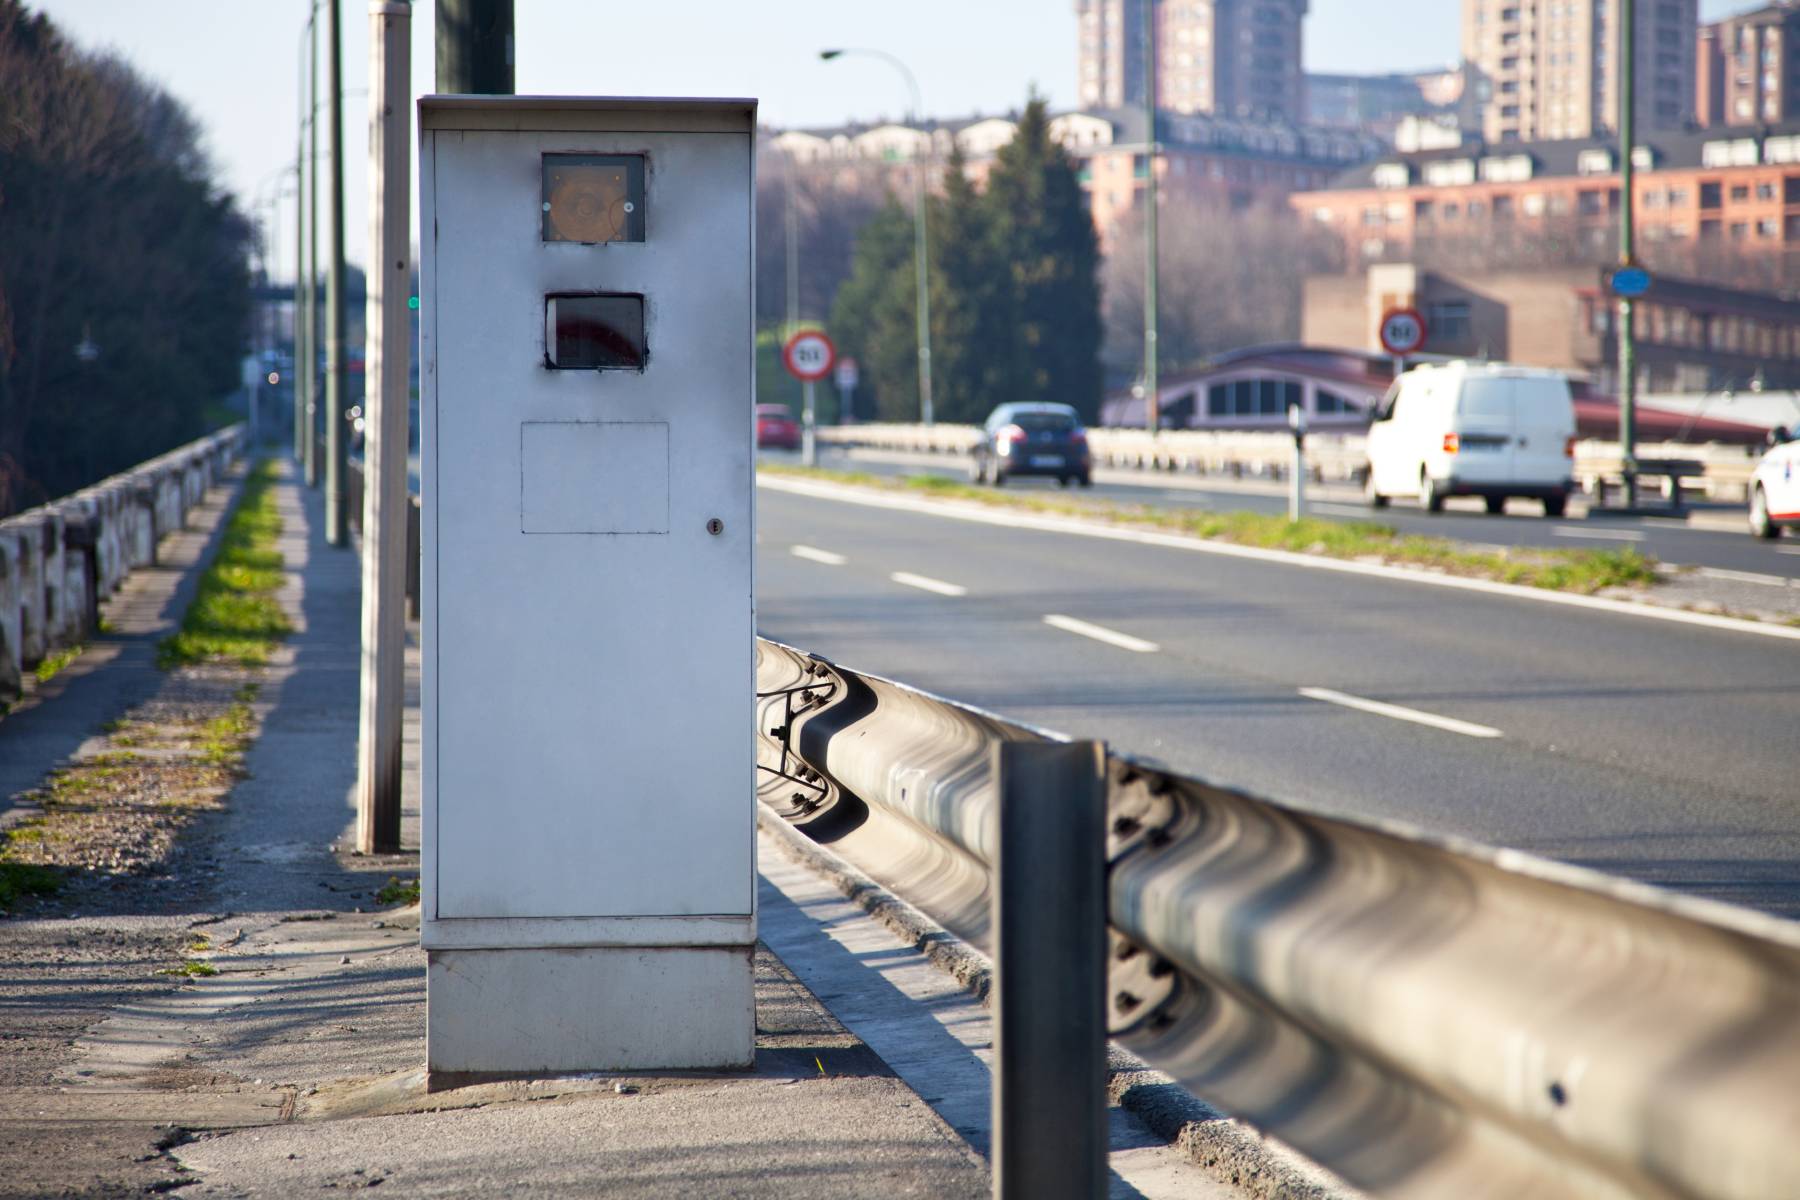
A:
[819, 47, 921, 121]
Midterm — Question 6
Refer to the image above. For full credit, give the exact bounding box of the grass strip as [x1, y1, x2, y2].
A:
[33, 644, 83, 684]
[158, 459, 292, 668]
[376, 876, 420, 906]
[761, 464, 1659, 595]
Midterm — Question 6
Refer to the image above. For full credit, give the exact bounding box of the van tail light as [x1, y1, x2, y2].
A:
[1442, 432, 1460, 454]
[1564, 436, 1578, 458]
[996, 424, 1025, 454]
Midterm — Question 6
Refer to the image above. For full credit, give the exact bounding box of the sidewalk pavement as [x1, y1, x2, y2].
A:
[1, 459, 1239, 1198]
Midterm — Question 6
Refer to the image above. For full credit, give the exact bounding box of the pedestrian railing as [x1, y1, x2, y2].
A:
[756, 636, 1800, 1200]
[0, 426, 244, 703]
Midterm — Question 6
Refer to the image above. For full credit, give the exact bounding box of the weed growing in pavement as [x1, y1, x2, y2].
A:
[158, 959, 218, 978]
[32, 644, 83, 684]
[376, 876, 420, 906]
[762, 464, 1661, 595]
[0, 822, 60, 911]
[158, 460, 292, 668]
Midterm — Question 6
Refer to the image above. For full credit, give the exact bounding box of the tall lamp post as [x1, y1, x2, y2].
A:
[1617, 0, 1639, 508]
[1143, 0, 1160, 435]
[821, 47, 934, 426]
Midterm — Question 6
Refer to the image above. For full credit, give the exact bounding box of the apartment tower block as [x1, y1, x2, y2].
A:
[1461, 0, 1698, 142]
[1076, 0, 1310, 123]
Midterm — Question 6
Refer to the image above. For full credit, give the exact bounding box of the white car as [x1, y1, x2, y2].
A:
[1366, 362, 1576, 516]
[1749, 430, 1800, 539]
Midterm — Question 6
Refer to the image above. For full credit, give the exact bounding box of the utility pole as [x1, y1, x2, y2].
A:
[1143, 0, 1160, 435]
[304, 6, 322, 487]
[1617, 0, 1638, 508]
[294, 19, 310, 467]
[325, 0, 349, 545]
[358, 0, 411, 854]
[436, 0, 514, 92]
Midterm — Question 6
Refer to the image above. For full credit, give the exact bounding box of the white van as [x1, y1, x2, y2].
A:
[1365, 362, 1577, 516]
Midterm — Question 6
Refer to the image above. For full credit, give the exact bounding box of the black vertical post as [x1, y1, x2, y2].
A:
[436, 0, 514, 93]
[993, 740, 1108, 1200]
[324, 0, 348, 545]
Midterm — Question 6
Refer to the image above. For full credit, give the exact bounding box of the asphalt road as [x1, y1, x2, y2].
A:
[786, 447, 1800, 582]
[755, 478, 1800, 920]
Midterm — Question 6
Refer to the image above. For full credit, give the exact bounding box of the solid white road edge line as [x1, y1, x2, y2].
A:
[1042, 614, 1160, 653]
[1553, 526, 1646, 542]
[889, 570, 969, 597]
[758, 474, 1800, 642]
[1695, 566, 1792, 588]
[1298, 687, 1504, 739]
[790, 544, 848, 566]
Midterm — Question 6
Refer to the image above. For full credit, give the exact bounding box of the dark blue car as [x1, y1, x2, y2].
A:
[970, 403, 1092, 488]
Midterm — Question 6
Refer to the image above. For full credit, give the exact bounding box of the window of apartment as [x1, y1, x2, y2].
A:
[1667, 187, 1689, 206]
[1523, 193, 1546, 216]
[1493, 195, 1516, 220]
[1577, 148, 1615, 176]
[1760, 218, 1781, 238]
[1730, 221, 1750, 239]
[1425, 301, 1472, 341]
[1442, 202, 1461, 220]
[1786, 215, 1800, 240]
[1700, 181, 1723, 208]
[1316, 389, 1356, 415]
[1700, 217, 1722, 239]
[1414, 199, 1434, 220]
[1578, 190, 1604, 216]
[1757, 181, 1777, 201]
[1468, 199, 1487, 218]
[1787, 176, 1800, 204]
[1548, 193, 1572, 216]
[1643, 190, 1665, 209]
[1730, 184, 1750, 202]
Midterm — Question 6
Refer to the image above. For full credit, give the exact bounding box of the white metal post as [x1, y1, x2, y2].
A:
[356, 0, 411, 854]
[802, 379, 817, 468]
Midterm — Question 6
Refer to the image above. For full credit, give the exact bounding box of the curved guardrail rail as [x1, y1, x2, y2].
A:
[755, 636, 1800, 1200]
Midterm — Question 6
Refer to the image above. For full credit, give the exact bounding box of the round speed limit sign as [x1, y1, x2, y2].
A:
[1378, 308, 1428, 357]
[782, 329, 836, 382]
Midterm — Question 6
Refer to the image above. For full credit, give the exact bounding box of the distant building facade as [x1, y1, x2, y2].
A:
[1304, 262, 1800, 394]
[1293, 124, 1800, 274]
[1461, 0, 1698, 142]
[1076, 0, 1309, 123]
[1697, 3, 1800, 129]
[771, 108, 1380, 251]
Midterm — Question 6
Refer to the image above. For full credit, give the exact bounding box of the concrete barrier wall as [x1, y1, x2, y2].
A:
[0, 426, 245, 704]
[812, 424, 1764, 499]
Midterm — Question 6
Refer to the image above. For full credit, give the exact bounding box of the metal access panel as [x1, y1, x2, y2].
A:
[420, 98, 755, 924]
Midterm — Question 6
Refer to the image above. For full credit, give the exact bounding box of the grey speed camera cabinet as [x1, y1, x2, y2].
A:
[418, 96, 756, 1075]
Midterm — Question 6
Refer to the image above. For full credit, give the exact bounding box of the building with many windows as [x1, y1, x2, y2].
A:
[1076, 0, 1310, 123]
[1462, 0, 1698, 142]
[1698, 2, 1800, 129]
[1293, 123, 1800, 272]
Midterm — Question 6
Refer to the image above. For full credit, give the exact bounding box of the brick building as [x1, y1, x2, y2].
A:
[1698, 2, 1800, 129]
[1292, 124, 1800, 275]
[1304, 262, 1800, 393]
[1076, 0, 1309, 123]
[1462, 0, 1698, 142]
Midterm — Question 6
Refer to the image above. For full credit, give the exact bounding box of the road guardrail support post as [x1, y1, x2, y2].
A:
[993, 739, 1108, 1200]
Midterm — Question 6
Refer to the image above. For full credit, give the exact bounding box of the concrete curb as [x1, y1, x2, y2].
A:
[756, 804, 1361, 1200]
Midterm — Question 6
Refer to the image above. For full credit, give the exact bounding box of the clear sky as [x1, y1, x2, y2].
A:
[31, 0, 1757, 273]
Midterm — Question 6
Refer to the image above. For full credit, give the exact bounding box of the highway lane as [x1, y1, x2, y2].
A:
[782, 447, 1800, 582]
[755, 481, 1800, 919]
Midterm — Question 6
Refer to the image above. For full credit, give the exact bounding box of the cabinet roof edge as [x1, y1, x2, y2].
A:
[420, 96, 757, 135]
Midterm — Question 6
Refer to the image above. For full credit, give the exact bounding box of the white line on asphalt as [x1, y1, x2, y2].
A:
[1312, 502, 1373, 517]
[1298, 687, 1503, 739]
[757, 475, 1800, 642]
[790, 544, 847, 566]
[1553, 526, 1645, 542]
[1696, 566, 1793, 588]
[1780, 547, 1800, 557]
[889, 571, 968, 597]
[1042, 614, 1160, 653]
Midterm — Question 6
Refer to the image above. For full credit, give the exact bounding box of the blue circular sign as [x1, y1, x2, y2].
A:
[1609, 266, 1652, 298]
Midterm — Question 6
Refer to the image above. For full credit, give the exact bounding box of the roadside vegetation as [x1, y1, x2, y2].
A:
[763, 464, 1660, 595]
[158, 459, 291, 667]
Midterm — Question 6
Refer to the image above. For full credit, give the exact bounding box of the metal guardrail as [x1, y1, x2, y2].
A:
[813, 424, 1763, 501]
[0, 426, 245, 703]
[755, 636, 1800, 1200]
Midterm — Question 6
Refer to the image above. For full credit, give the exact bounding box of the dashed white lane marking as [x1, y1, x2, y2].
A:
[889, 571, 968, 597]
[1554, 526, 1645, 542]
[1298, 687, 1504, 739]
[1695, 566, 1793, 587]
[790, 544, 847, 566]
[1042, 614, 1160, 654]
[1779, 547, 1800, 557]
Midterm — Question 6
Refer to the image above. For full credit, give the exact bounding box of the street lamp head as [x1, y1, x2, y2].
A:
[819, 49, 843, 61]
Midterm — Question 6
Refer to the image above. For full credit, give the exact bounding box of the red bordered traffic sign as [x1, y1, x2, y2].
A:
[1378, 308, 1428, 356]
[782, 329, 836, 382]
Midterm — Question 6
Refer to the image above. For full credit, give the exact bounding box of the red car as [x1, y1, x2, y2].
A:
[756, 403, 802, 450]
